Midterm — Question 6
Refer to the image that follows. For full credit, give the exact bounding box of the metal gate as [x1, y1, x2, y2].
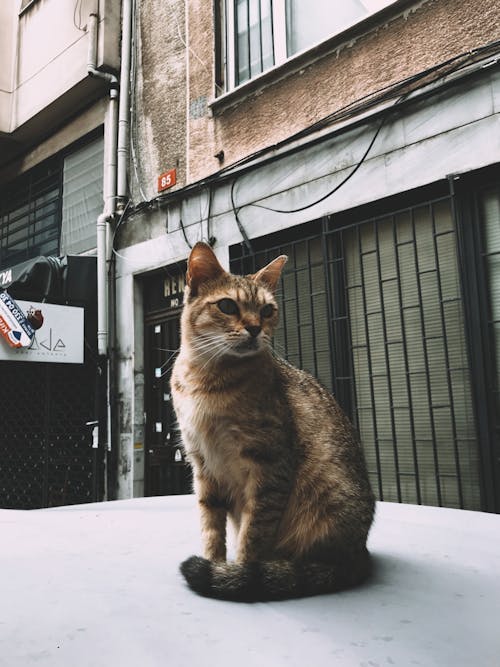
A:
[0, 361, 101, 509]
[230, 190, 490, 511]
[144, 270, 191, 496]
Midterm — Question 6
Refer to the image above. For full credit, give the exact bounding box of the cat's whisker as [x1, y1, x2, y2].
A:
[157, 349, 181, 369]
[187, 335, 231, 367]
[189, 337, 228, 357]
[196, 341, 232, 372]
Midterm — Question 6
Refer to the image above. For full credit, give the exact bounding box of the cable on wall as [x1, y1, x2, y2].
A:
[117, 40, 500, 252]
[231, 179, 254, 253]
[248, 113, 387, 216]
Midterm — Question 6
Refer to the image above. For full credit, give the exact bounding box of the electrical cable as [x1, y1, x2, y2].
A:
[109, 199, 132, 270]
[248, 112, 387, 215]
[117, 39, 500, 252]
[230, 180, 254, 253]
[204, 185, 215, 244]
[179, 218, 193, 249]
[73, 0, 85, 32]
[149, 39, 500, 209]
[228, 108, 388, 249]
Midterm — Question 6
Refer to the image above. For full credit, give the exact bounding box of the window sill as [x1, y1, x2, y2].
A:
[209, 0, 419, 117]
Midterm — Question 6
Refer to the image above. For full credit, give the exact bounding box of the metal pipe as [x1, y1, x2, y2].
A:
[88, 2, 132, 498]
[117, 0, 133, 206]
[97, 212, 109, 356]
[87, 9, 119, 355]
[87, 11, 119, 88]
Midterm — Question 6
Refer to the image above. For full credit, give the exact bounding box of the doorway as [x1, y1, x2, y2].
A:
[143, 269, 191, 496]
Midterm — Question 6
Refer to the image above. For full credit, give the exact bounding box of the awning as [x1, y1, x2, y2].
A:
[1, 256, 64, 301]
[0, 255, 96, 303]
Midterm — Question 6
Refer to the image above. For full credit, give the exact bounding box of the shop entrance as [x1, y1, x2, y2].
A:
[230, 185, 493, 511]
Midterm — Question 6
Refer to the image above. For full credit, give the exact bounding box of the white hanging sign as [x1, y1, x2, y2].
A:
[0, 299, 84, 364]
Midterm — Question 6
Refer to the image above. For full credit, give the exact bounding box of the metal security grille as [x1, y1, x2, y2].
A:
[0, 361, 101, 509]
[332, 199, 479, 510]
[478, 187, 500, 463]
[0, 160, 62, 267]
[230, 196, 483, 511]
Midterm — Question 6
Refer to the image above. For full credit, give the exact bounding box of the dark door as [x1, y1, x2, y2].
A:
[144, 311, 191, 496]
[0, 360, 101, 509]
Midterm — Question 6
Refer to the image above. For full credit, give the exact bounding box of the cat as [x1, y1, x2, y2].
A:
[171, 241, 375, 601]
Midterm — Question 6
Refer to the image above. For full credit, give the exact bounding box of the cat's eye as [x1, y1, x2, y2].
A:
[217, 298, 239, 315]
[260, 304, 275, 318]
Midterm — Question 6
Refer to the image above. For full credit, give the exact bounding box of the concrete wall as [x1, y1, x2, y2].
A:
[0, 3, 17, 134]
[187, 0, 500, 181]
[112, 0, 500, 498]
[129, 0, 188, 203]
[130, 0, 500, 192]
[113, 65, 500, 498]
[0, 0, 120, 167]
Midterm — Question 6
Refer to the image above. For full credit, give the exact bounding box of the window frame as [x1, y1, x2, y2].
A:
[0, 130, 104, 268]
[219, 0, 401, 93]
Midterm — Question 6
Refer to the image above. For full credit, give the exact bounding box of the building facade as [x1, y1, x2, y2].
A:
[1, 0, 499, 512]
[0, 0, 120, 507]
[116, 0, 500, 512]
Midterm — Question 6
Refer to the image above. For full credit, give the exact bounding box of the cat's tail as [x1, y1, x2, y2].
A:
[179, 549, 372, 602]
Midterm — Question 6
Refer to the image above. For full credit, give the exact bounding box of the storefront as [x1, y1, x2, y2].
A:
[113, 64, 500, 512]
[0, 256, 104, 509]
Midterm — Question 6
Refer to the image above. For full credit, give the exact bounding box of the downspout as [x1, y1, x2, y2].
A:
[87, 8, 119, 498]
[117, 0, 133, 208]
[87, 2, 134, 498]
[87, 9, 118, 356]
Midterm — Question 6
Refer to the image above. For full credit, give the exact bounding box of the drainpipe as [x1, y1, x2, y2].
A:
[87, 9, 119, 356]
[117, 0, 133, 209]
[87, 2, 134, 499]
[87, 8, 120, 499]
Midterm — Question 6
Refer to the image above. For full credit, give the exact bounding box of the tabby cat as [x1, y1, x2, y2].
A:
[171, 242, 375, 601]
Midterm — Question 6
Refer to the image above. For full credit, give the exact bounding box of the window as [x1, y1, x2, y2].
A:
[221, 0, 398, 89]
[0, 134, 103, 269]
[0, 160, 62, 267]
[61, 138, 104, 255]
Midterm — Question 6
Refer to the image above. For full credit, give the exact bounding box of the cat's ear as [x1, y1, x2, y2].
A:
[186, 242, 226, 297]
[251, 255, 288, 292]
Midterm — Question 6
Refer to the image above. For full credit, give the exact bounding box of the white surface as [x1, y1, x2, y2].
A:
[0, 496, 499, 666]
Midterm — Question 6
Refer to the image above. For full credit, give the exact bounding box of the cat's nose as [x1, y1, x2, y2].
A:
[245, 325, 262, 338]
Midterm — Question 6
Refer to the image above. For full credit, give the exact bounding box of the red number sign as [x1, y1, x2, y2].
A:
[157, 169, 177, 192]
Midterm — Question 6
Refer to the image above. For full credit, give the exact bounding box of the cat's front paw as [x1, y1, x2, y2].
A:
[180, 555, 212, 595]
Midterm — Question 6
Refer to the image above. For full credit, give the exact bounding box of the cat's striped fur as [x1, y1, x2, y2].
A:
[171, 242, 375, 601]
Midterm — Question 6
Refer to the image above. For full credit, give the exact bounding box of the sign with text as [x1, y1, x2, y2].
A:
[163, 272, 185, 309]
[157, 169, 177, 192]
[0, 300, 84, 364]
